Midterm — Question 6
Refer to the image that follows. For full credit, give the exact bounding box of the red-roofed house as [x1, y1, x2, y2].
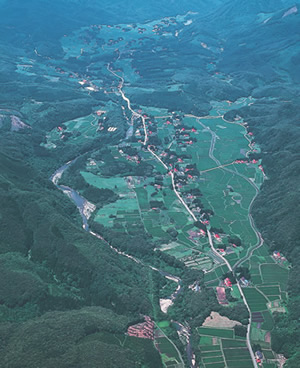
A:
[214, 234, 221, 242]
[224, 278, 232, 288]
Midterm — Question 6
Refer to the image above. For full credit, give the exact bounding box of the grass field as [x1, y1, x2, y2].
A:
[262, 349, 275, 359]
[81, 171, 127, 191]
[94, 197, 139, 226]
[157, 321, 170, 328]
[168, 211, 189, 227]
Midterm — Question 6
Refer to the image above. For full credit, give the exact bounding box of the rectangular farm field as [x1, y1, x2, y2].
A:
[198, 327, 234, 339]
[200, 345, 221, 352]
[204, 271, 218, 283]
[223, 347, 251, 359]
[203, 357, 224, 364]
[226, 360, 253, 368]
[261, 264, 289, 290]
[254, 244, 271, 257]
[135, 187, 149, 210]
[221, 339, 246, 348]
[201, 351, 223, 358]
[148, 227, 171, 239]
[261, 311, 274, 330]
[251, 274, 263, 285]
[262, 350, 275, 359]
[258, 286, 280, 296]
[243, 288, 268, 312]
[204, 363, 226, 368]
[214, 265, 229, 278]
[156, 337, 180, 361]
[177, 233, 197, 247]
[206, 279, 220, 287]
[268, 295, 280, 302]
[199, 336, 213, 346]
[168, 211, 188, 227]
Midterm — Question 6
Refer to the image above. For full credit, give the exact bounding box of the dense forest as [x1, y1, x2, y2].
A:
[220, 11, 300, 361]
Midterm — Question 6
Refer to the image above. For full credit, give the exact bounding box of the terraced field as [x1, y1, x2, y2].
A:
[197, 327, 253, 368]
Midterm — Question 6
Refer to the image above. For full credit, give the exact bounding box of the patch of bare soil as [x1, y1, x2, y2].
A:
[203, 311, 241, 328]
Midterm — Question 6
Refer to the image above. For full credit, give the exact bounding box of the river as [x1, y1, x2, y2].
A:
[50, 160, 91, 230]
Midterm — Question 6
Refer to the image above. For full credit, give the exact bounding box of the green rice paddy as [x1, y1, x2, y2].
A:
[198, 327, 234, 339]
[81, 172, 127, 191]
[156, 337, 181, 362]
[243, 288, 268, 312]
[261, 264, 289, 290]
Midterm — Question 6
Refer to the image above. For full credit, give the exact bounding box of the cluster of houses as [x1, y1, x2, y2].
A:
[127, 316, 154, 340]
[152, 18, 177, 35]
[118, 148, 141, 165]
[235, 159, 259, 164]
[133, 115, 203, 187]
[174, 125, 198, 147]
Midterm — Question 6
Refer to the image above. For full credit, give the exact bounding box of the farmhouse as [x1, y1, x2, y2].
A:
[255, 351, 264, 365]
[240, 277, 249, 287]
[273, 251, 281, 259]
[217, 248, 226, 256]
[224, 278, 232, 288]
[199, 229, 206, 236]
[214, 233, 222, 242]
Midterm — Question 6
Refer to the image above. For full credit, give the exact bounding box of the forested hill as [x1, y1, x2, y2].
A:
[0, 0, 299, 367]
[217, 5, 300, 363]
[0, 131, 164, 367]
